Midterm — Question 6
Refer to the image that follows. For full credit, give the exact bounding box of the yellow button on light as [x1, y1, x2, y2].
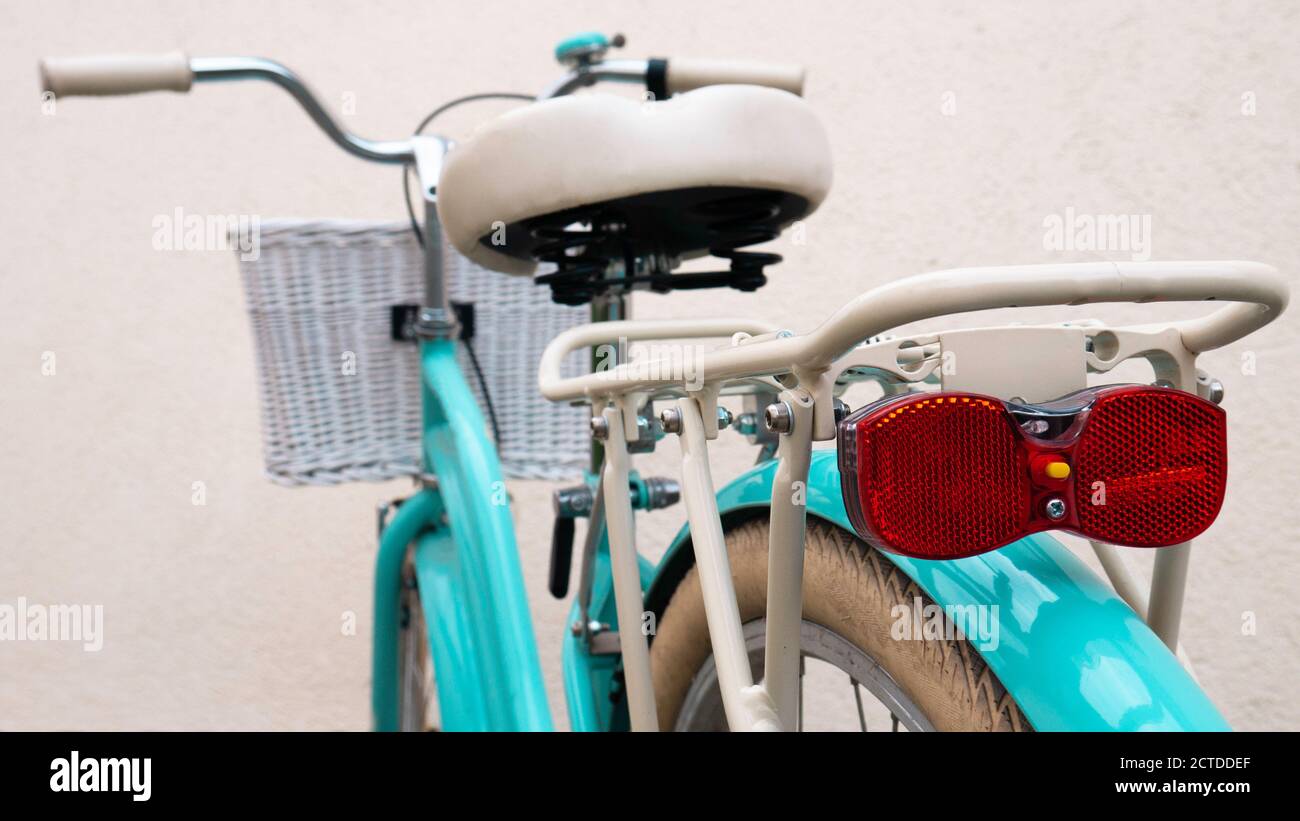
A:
[1045, 461, 1071, 480]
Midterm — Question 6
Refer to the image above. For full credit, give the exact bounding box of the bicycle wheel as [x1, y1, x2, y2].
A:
[396, 550, 439, 732]
[650, 519, 1032, 731]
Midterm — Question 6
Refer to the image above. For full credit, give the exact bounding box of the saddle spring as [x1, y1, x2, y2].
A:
[531, 212, 614, 306]
[684, 190, 784, 293]
[531, 190, 785, 305]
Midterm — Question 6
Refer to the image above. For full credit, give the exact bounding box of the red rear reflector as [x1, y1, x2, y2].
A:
[1073, 387, 1227, 546]
[837, 385, 1226, 559]
[839, 395, 1030, 559]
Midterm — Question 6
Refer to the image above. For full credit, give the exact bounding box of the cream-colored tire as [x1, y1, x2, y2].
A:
[650, 518, 1032, 731]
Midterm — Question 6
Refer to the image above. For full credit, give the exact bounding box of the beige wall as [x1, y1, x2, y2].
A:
[2, 0, 1297, 730]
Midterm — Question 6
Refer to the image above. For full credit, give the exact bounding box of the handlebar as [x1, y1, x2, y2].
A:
[539, 261, 1291, 401]
[40, 53, 416, 163]
[539, 56, 805, 99]
[658, 58, 803, 96]
[187, 57, 416, 163]
[40, 51, 193, 96]
[40, 50, 807, 165]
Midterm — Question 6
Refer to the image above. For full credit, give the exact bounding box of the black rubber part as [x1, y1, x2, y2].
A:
[646, 58, 669, 101]
[548, 517, 576, 598]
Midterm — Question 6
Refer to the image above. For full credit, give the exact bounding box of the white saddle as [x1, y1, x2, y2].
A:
[437, 84, 833, 277]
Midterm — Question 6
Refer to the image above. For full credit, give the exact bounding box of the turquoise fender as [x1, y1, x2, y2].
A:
[643, 450, 1231, 731]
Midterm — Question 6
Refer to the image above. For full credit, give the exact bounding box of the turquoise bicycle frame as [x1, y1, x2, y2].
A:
[371, 337, 552, 731]
[371, 338, 1228, 730]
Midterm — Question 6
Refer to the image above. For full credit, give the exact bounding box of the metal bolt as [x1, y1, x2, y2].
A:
[1021, 418, 1050, 436]
[833, 398, 851, 424]
[1197, 374, 1225, 405]
[735, 412, 759, 436]
[716, 406, 734, 430]
[629, 411, 662, 454]
[659, 407, 683, 434]
[590, 416, 610, 440]
[642, 477, 681, 510]
[1206, 378, 1225, 405]
[553, 485, 594, 517]
[1044, 497, 1067, 521]
[764, 402, 794, 434]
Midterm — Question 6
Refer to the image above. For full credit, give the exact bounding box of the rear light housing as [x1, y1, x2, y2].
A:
[837, 385, 1227, 559]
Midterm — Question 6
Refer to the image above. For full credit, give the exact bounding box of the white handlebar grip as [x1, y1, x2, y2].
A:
[40, 51, 193, 97]
[665, 58, 805, 96]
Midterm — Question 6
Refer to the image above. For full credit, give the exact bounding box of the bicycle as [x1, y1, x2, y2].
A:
[41, 32, 1288, 731]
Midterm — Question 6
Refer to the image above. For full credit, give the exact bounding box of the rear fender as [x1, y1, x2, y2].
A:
[643, 450, 1230, 731]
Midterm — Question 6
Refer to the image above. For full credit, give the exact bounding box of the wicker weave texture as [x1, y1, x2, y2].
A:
[236, 220, 588, 486]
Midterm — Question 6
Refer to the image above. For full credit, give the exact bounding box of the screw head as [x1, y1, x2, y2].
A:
[763, 402, 794, 434]
[1207, 378, 1225, 405]
[833, 398, 851, 424]
[1044, 497, 1067, 521]
[659, 407, 683, 434]
[716, 406, 734, 430]
[590, 416, 610, 440]
[1021, 418, 1050, 436]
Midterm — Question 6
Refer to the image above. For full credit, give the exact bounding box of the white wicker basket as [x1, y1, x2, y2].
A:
[235, 219, 589, 486]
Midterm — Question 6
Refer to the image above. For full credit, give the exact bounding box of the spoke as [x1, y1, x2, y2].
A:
[891, 713, 900, 733]
[851, 677, 868, 732]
